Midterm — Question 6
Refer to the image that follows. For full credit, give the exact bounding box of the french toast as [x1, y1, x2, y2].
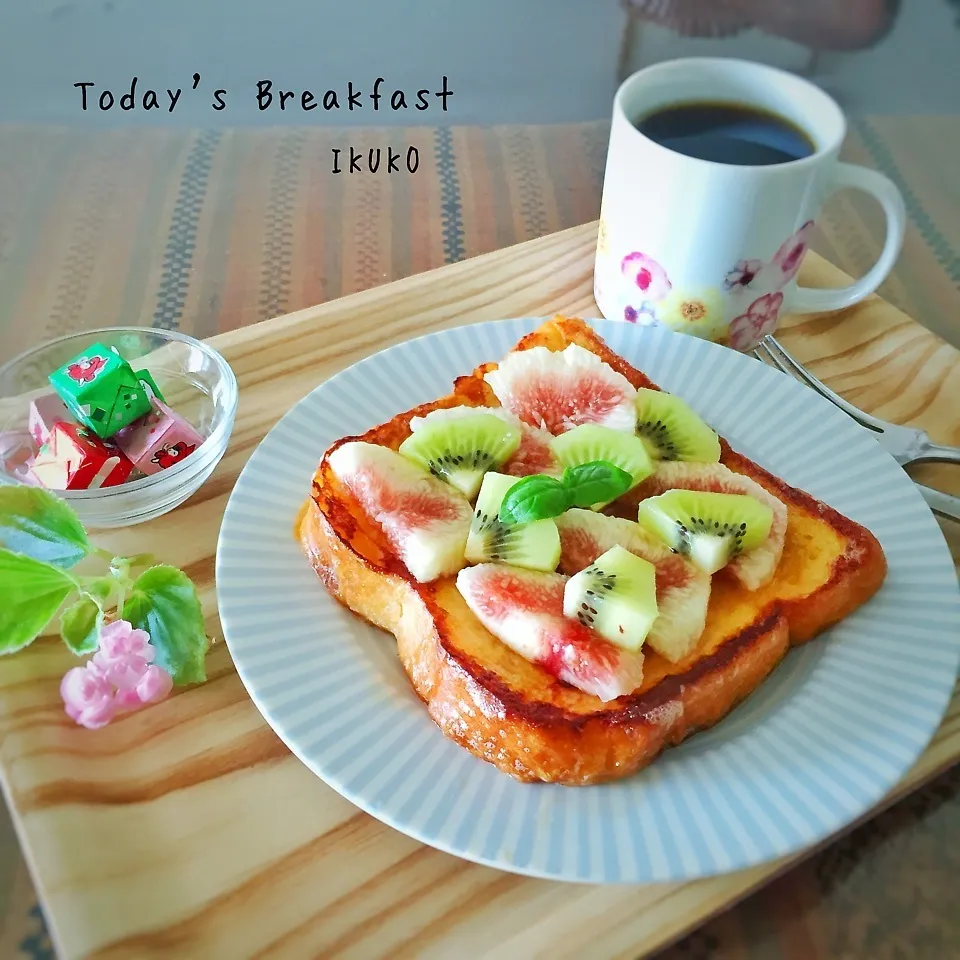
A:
[299, 316, 887, 785]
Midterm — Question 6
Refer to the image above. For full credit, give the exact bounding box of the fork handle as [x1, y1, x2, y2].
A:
[909, 443, 960, 467]
[918, 484, 960, 523]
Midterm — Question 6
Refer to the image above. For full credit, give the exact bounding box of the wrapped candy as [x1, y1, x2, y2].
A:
[0, 427, 34, 474]
[29, 422, 134, 490]
[113, 398, 204, 476]
[28, 393, 73, 446]
[48, 343, 157, 439]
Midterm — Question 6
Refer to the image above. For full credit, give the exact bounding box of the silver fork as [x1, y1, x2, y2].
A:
[754, 336, 960, 523]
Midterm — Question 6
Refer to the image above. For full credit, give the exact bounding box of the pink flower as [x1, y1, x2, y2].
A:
[61, 619, 174, 729]
[94, 653, 150, 692]
[92, 620, 155, 691]
[770, 221, 814, 285]
[728, 292, 784, 352]
[116, 666, 173, 708]
[137, 665, 174, 703]
[620, 252, 671, 301]
[724, 258, 763, 291]
[97, 619, 153, 661]
[61, 663, 117, 730]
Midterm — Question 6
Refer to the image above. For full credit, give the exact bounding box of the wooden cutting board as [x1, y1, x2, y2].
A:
[1, 222, 958, 960]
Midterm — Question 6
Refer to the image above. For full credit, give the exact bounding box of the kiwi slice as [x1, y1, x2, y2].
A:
[563, 545, 658, 652]
[638, 490, 773, 575]
[550, 424, 653, 509]
[399, 414, 521, 500]
[465, 472, 561, 571]
[635, 388, 721, 462]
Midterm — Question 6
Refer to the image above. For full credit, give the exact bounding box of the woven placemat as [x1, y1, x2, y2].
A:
[1, 118, 958, 362]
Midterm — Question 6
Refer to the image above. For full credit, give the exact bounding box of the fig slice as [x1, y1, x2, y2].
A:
[484, 344, 637, 436]
[457, 563, 645, 702]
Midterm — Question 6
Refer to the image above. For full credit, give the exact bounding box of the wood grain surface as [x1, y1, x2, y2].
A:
[1, 222, 958, 960]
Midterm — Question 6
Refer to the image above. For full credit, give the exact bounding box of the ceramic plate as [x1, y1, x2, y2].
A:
[216, 318, 960, 884]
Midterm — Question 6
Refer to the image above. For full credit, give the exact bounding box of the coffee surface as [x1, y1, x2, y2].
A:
[635, 101, 815, 166]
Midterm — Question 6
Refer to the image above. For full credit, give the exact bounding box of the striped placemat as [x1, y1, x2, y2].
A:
[1, 117, 958, 362]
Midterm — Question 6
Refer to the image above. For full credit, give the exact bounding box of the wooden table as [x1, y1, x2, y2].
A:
[2, 222, 958, 960]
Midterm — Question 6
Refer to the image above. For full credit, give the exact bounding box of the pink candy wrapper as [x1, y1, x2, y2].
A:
[114, 399, 203, 475]
[28, 393, 73, 446]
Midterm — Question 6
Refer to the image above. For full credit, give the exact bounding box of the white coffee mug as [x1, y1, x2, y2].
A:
[594, 58, 906, 352]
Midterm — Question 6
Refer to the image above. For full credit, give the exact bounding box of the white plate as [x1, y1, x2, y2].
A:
[216, 318, 960, 884]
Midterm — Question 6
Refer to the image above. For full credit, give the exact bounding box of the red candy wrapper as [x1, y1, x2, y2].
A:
[114, 399, 204, 475]
[29, 422, 134, 490]
[28, 393, 73, 447]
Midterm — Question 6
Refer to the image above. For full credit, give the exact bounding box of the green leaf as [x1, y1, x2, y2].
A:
[122, 565, 208, 685]
[0, 548, 77, 654]
[0, 487, 91, 569]
[498, 475, 572, 525]
[82, 576, 116, 606]
[60, 595, 103, 655]
[562, 461, 635, 509]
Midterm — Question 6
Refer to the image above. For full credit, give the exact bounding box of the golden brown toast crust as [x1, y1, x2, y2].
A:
[299, 316, 887, 785]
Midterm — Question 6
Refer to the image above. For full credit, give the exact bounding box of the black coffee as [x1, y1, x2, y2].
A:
[634, 101, 815, 166]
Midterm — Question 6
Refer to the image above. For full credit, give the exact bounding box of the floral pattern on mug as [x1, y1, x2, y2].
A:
[724, 258, 763, 292]
[623, 303, 657, 325]
[651, 288, 727, 342]
[621, 252, 672, 302]
[769, 219, 814, 285]
[605, 218, 817, 347]
[728, 292, 785, 351]
[597, 220, 609, 257]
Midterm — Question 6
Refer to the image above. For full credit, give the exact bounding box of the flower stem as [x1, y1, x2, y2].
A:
[106, 559, 134, 619]
[124, 553, 156, 568]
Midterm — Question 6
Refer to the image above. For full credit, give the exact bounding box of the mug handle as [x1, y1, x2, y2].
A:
[787, 162, 906, 315]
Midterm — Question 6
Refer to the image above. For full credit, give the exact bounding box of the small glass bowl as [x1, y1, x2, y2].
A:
[0, 328, 238, 528]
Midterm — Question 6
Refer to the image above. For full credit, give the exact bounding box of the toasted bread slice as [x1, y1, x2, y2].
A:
[299, 317, 887, 785]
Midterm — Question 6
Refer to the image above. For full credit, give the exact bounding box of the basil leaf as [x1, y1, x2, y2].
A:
[123, 565, 208, 685]
[0, 548, 77, 654]
[562, 461, 635, 509]
[0, 487, 91, 569]
[60, 595, 103, 656]
[499, 476, 571, 525]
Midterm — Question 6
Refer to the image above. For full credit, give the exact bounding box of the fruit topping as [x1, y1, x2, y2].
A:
[638, 490, 774, 576]
[563, 545, 658, 653]
[634, 388, 721, 463]
[326, 441, 473, 583]
[464, 472, 561, 572]
[408, 405, 559, 478]
[456, 563, 646, 701]
[398, 412, 520, 500]
[551, 424, 653, 509]
[483, 344, 637, 436]
[555, 509, 709, 662]
[503, 422, 560, 477]
[633, 462, 787, 589]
